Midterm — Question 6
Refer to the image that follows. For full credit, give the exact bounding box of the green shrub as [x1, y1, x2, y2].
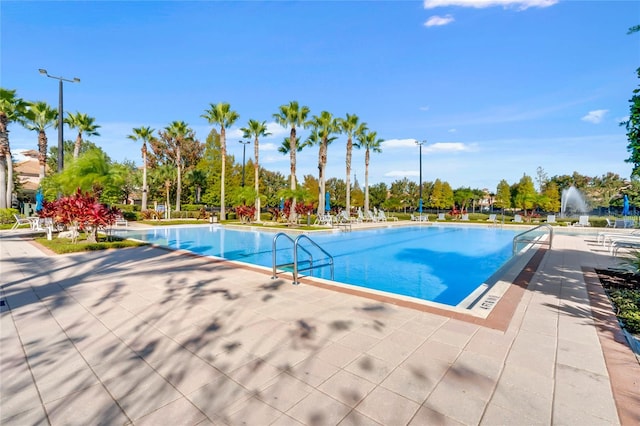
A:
[608, 288, 640, 334]
[261, 212, 272, 221]
[0, 208, 19, 224]
[112, 204, 140, 212]
[122, 211, 138, 221]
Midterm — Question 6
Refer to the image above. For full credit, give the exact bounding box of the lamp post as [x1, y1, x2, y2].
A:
[239, 140, 250, 187]
[39, 69, 80, 172]
[416, 140, 426, 214]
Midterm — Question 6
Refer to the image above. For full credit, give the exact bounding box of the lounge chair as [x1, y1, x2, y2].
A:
[573, 215, 590, 227]
[546, 215, 556, 224]
[11, 214, 33, 230]
[437, 213, 446, 221]
[460, 214, 469, 221]
[605, 218, 615, 228]
[513, 214, 523, 223]
[378, 210, 397, 221]
[114, 215, 128, 227]
[487, 214, 497, 223]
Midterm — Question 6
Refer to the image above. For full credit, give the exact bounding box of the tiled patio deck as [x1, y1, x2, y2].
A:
[1, 230, 638, 425]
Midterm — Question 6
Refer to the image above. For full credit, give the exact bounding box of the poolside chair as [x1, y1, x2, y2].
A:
[513, 214, 523, 223]
[574, 215, 590, 227]
[487, 214, 497, 223]
[437, 213, 446, 221]
[11, 214, 32, 230]
[605, 218, 615, 228]
[460, 214, 469, 221]
[377, 210, 387, 222]
[114, 215, 128, 227]
[547, 215, 556, 224]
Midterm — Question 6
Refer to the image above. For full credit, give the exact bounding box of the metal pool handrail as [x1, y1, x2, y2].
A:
[512, 223, 553, 255]
[272, 232, 312, 279]
[293, 234, 334, 285]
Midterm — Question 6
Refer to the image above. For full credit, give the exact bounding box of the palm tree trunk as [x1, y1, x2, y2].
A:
[141, 147, 148, 211]
[73, 133, 82, 158]
[176, 145, 182, 212]
[254, 137, 260, 222]
[0, 154, 7, 209]
[38, 130, 47, 181]
[0, 115, 8, 209]
[220, 127, 226, 220]
[288, 127, 297, 223]
[6, 150, 13, 208]
[364, 149, 370, 212]
[346, 137, 352, 215]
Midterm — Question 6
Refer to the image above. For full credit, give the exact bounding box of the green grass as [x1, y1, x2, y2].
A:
[35, 235, 147, 254]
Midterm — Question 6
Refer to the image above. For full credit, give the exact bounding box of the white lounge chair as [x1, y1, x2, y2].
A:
[11, 214, 32, 230]
[114, 215, 128, 227]
[487, 214, 497, 223]
[513, 214, 523, 223]
[546, 215, 556, 224]
[437, 213, 446, 221]
[460, 214, 469, 221]
[574, 215, 590, 227]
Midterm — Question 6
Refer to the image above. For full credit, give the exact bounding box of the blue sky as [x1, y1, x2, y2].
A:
[2, 0, 638, 190]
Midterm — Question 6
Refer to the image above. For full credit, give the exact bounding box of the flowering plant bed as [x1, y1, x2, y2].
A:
[595, 268, 640, 335]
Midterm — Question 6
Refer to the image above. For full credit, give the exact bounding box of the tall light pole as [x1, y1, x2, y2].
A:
[416, 140, 426, 214]
[239, 140, 250, 187]
[39, 69, 80, 172]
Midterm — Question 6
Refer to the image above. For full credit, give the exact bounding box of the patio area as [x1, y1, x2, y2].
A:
[1, 231, 638, 425]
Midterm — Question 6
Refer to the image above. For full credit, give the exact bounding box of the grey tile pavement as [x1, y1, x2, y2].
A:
[0, 230, 636, 425]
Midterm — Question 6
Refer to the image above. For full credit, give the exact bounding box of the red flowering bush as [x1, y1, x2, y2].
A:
[234, 205, 256, 223]
[38, 188, 120, 243]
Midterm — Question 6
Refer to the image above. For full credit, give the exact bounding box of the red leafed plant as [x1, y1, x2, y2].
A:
[234, 205, 256, 223]
[38, 188, 121, 243]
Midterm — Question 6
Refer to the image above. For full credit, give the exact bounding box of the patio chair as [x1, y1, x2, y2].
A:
[513, 214, 523, 223]
[437, 213, 446, 221]
[460, 214, 469, 221]
[546, 215, 556, 224]
[114, 215, 128, 227]
[487, 214, 497, 223]
[11, 214, 32, 230]
[574, 215, 590, 227]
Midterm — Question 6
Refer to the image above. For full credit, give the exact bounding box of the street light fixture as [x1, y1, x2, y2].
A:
[239, 140, 250, 187]
[39, 69, 80, 172]
[416, 140, 426, 214]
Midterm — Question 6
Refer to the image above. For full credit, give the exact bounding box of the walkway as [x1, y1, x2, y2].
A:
[0, 232, 638, 425]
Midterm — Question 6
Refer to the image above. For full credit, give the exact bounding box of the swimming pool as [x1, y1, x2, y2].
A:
[115, 225, 519, 307]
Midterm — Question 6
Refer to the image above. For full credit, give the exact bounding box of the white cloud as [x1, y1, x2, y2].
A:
[419, 106, 430, 111]
[424, 15, 455, 27]
[424, 0, 558, 10]
[448, 128, 457, 133]
[381, 139, 476, 153]
[260, 142, 279, 152]
[581, 109, 608, 124]
[386, 170, 418, 177]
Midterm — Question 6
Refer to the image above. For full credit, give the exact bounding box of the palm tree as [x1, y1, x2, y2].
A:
[65, 112, 101, 159]
[127, 126, 155, 211]
[202, 103, 239, 220]
[240, 119, 271, 222]
[23, 101, 58, 181]
[307, 111, 339, 214]
[162, 121, 191, 212]
[337, 113, 367, 215]
[154, 164, 175, 219]
[0, 88, 27, 208]
[355, 130, 383, 213]
[273, 101, 310, 223]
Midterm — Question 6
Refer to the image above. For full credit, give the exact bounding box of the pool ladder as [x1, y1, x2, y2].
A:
[512, 224, 553, 255]
[271, 233, 334, 285]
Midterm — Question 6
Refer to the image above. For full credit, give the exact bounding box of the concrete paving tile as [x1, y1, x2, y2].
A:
[554, 363, 619, 423]
[410, 339, 462, 364]
[204, 343, 258, 374]
[286, 389, 351, 426]
[553, 401, 621, 426]
[0, 406, 49, 426]
[520, 309, 559, 336]
[0, 375, 44, 420]
[315, 341, 361, 368]
[288, 355, 341, 387]
[481, 402, 546, 426]
[338, 410, 382, 426]
[355, 385, 420, 426]
[556, 337, 608, 375]
[270, 413, 305, 426]
[344, 354, 394, 385]
[44, 383, 129, 425]
[366, 329, 425, 365]
[424, 379, 488, 425]
[429, 326, 475, 348]
[318, 369, 376, 407]
[158, 358, 225, 395]
[257, 372, 314, 412]
[380, 360, 444, 404]
[229, 357, 285, 391]
[187, 375, 252, 421]
[36, 365, 100, 403]
[336, 330, 382, 352]
[464, 328, 512, 361]
[226, 395, 284, 425]
[408, 405, 465, 426]
[103, 370, 182, 420]
[133, 396, 207, 426]
[505, 329, 557, 378]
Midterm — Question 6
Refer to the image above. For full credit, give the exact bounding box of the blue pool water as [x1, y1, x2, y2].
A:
[115, 225, 518, 306]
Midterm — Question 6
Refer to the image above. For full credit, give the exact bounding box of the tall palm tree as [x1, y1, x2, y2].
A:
[355, 130, 383, 213]
[337, 113, 367, 215]
[65, 112, 101, 159]
[162, 121, 191, 212]
[307, 111, 339, 214]
[23, 101, 57, 181]
[240, 119, 271, 222]
[0, 88, 27, 208]
[202, 102, 239, 220]
[273, 101, 310, 223]
[127, 126, 155, 211]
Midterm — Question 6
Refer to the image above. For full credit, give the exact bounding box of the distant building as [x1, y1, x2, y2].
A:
[14, 150, 40, 202]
